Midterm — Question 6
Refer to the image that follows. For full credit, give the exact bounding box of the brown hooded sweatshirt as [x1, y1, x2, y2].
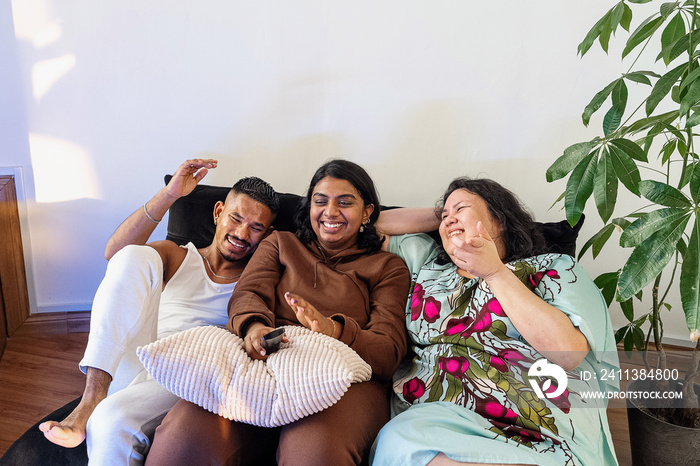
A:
[227, 230, 410, 382]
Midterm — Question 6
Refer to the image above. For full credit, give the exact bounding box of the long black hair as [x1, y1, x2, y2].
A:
[435, 177, 546, 264]
[295, 159, 383, 252]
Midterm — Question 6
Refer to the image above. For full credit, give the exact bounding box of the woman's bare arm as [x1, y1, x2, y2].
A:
[376, 207, 439, 251]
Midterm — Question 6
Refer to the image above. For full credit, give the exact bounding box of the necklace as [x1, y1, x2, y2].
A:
[203, 247, 241, 281]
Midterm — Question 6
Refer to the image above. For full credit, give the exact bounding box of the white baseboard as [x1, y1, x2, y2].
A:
[654, 336, 696, 349]
[34, 303, 92, 314]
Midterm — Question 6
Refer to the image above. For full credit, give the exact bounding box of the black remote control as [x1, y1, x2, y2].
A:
[261, 328, 285, 353]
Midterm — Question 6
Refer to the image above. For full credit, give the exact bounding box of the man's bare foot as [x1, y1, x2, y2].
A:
[39, 402, 93, 448]
[39, 367, 112, 448]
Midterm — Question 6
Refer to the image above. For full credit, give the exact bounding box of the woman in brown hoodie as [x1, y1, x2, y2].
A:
[146, 159, 410, 466]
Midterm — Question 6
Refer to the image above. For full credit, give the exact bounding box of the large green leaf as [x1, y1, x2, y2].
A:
[621, 2, 633, 31]
[618, 214, 691, 300]
[610, 137, 648, 162]
[660, 12, 687, 65]
[620, 207, 689, 247]
[579, 223, 616, 260]
[612, 216, 632, 230]
[680, 215, 700, 339]
[632, 325, 646, 352]
[623, 327, 636, 352]
[604, 80, 629, 135]
[672, 82, 683, 103]
[594, 149, 618, 222]
[677, 136, 688, 160]
[659, 1, 681, 16]
[603, 107, 623, 136]
[690, 162, 700, 203]
[646, 62, 688, 115]
[680, 160, 696, 187]
[609, 145, 642, 195]
[639, 179, 692, 207]
[624, 71, 654, 86]
[620, 297, 635, 321]
[546, 141, 597, 182]
[582, 79, 621, 126]
[595, 271, 620, 307]
[623, 110, 675, 135]
[579, 9, 614, 56]
[656, 31, 697, 66]
[565, 152, 598, 226]
[599, 21, 613, 54]
[680, 77, 700, 116]
[661, 139, 678, 165]
[677, 235, 688, 257]
[677, 29, 700, 59]
[623, 16, 665, 59]
[687, 109, 700, 127]
[600, 3, 628, 53]
[616, 326, 627, 346]
[679, 65, 700, 93]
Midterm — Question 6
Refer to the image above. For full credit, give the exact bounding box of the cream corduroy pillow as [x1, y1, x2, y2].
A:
[136, 325, 371, 427]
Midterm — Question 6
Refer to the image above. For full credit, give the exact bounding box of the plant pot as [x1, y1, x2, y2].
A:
[626, 379, 700, 465]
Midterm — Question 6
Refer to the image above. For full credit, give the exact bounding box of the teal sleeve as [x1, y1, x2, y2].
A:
[535, 255, 620, 392]
[388, 234, 439, 277]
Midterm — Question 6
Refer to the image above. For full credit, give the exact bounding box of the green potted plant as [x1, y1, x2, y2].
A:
[546, 0, 699, 462]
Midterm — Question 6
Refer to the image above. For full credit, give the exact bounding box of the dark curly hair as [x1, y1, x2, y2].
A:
[295, 159, 383, 252]
[435, 177, 546, 265]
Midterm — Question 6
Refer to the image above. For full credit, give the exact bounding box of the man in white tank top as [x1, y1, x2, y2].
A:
[38, 159, 279, 464]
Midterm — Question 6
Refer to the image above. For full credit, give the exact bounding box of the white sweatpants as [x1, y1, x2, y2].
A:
[86, 378, 179, 465]
[79, 245, 178, 465]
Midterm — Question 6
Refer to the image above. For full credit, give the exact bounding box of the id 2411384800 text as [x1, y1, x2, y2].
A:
[579, 368, 680, 382]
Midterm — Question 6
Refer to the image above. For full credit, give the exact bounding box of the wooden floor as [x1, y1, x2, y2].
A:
[4, 316, 686, 465]
[0, 316, 88, 456]
[608, 404, 631, 465]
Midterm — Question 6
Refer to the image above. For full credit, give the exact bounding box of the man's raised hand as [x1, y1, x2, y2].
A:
[164, 159, 218, 200]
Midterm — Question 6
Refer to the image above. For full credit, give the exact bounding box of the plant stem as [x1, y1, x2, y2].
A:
[678, 127, 693, 188]
[652, 273, 664, 352]
[658, 251, 680, 306]
[688, 2, 698, 81]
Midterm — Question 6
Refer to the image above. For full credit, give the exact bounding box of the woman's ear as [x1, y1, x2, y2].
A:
[363, 203, 375, 223]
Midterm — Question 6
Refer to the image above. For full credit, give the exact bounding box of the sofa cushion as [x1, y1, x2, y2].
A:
[137, 325, 371, 427]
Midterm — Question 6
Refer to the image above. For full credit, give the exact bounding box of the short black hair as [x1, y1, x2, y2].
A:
[295, 159, 383, 252]
[435, 177, 546, 264]
[230, 177, 280, 216]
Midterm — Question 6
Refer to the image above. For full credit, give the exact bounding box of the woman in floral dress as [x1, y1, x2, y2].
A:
[372, 177, 619, 466]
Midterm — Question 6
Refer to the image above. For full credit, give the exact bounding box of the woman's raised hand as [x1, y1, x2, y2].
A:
[450, 221, 506, 280]
[284, 292, 336, 337]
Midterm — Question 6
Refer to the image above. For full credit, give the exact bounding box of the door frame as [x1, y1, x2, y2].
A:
[0, 174, 31, 337]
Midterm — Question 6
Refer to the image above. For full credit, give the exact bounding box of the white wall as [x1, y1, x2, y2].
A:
[2, 1, 692, 344]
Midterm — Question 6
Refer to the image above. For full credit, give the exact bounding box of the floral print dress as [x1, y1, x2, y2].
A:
[371, 234, 619, 466]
